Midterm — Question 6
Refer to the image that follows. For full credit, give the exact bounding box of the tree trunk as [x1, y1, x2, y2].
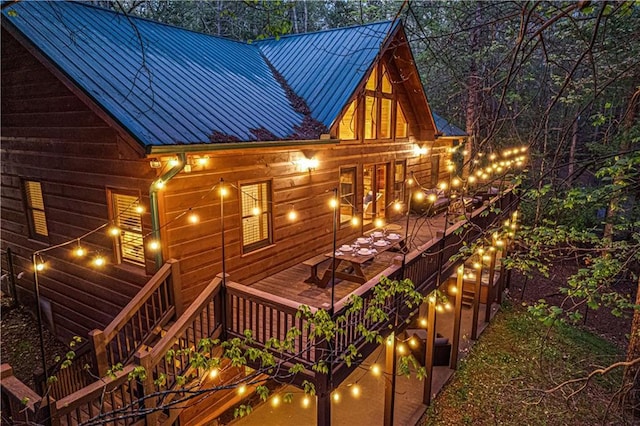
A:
[567, 117, 579, 187]
[303, 0, 308, 32]
[465, 1, 481, 175]
[624, 276, 640, 418]
[292, 2, 299, 33]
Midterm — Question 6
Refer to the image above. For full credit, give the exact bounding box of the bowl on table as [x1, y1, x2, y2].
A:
[372, 231, 384, 238]
[374, 240, 387, 247]
[357, 237, 369, 244]
[357, 248, 371, 256]
[387, 233, 400, 240]
[340, 245, 353, 252]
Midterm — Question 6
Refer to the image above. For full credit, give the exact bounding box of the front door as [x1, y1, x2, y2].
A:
[363, 163, 388, 225]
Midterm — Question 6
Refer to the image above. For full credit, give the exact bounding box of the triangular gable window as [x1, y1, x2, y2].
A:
[381, 66, 392, 94]
[366, 67, 377, 91]
[396, 103, 408, 138]
[339, 100, 357, 140]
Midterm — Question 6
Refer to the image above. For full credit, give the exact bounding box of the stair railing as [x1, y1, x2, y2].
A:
[89, 259, 182, 377]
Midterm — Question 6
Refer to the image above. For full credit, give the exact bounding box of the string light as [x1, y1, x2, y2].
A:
[397, 343, 407, 355]
[219, 187, 228, 197]
[350, 216, 359, 226]
[108, 226, 121, 237]
[414, 191, 425, 201]
[438, 182, 447, 191]
[393, 201, 402, 212]
[73, 245, 86, 258]
[419, 318, 428, 328]
[409, 336, 418, 348]
[302, 395, 311, 408]
[374, 218, 385, 228]
[35, 259, 45, 271]
[209, 368, 219, 379]
[188, 212, 200, 224]
[93, 255, 106, 267]
[154, 180, 165, 190]
[288, 209, 298, 221]
[168, 158, 181, 168]
[350, 384, 361, 398]
[237, 384, 247, 396]
[451, 177, 461, 187]
[135, 205, 145, 214]
[332, 391, 340, 403]
[329, 198, 338, 209]
[148, 240, 161, 251]
[371, 364, 382, 376]
[271, 395, 281, 407]
[428, 193, 437, 203]
[251, 206, 261, 216]
[197, 156, 209, 166]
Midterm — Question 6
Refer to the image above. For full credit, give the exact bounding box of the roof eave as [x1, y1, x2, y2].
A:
[146, 138, 338, 155]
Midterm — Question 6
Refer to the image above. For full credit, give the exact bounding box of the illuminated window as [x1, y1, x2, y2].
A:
[365, 96, 377, 140]
[339, 100, 357, 140]
[381, 66, 392, 94]
[366, 67, 377, 91]
[111, 192, 144, 265]
[23, 180, 48, 238]
[380, 98, 392, 139]
[396, 103, 408, 138]
[339, 168, 356, 225]
[430, 156, 440, 187]
[241, 181, 271, 252]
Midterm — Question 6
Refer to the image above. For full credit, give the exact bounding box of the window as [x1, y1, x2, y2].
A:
[339, 100, 357, 140]
[430, 155, 440, 187]
[365, 67, 377, 91]
[363, 164, 387, 224]
[381, 67, 392, 94]
[394, 161, 406, 203]
[339, 168, 357, 225]
[111, 192, 144, 265]
[23, 180, 48, 238]
[396, 103, 408, 138]
[241, 181, 272, 252]
[364, 96, 377, 140]
[380, 98, 392, 139]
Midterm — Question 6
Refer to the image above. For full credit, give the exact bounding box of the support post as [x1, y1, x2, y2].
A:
[168, 259, 184, 317]
[135, 349, 158, 425]
[6, 247, 17, 306]
[88, 329, 108, 377]
[484, 249, 497, 323]
[471, 263, 482, 340]
[315, 339, 331, 426]
[384, 332, 397, 426]
[423, 300, 436, 405]
[450, 267, 464, 369]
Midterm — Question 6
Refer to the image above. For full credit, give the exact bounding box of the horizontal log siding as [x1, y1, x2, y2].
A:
[161, 141, 451, 305]
[0, 30, 156, 341]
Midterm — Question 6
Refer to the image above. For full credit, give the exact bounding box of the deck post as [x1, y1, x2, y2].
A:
[384, 332, 397, 426]
[485, 248, 497, 323]
[168, 259, 184, 318]
[450, 267, 464, 370]
[315, 338, 331, 426]
[422, 300, 436, 405]
[135, 349, 158, 425]
[471, 263, 482, 341]
[88, 329, 108, 377]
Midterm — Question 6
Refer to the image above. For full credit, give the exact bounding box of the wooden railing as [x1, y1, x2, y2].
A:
[38, 342, 96, 401]
[89, 259, 182, 377]
[1, 364, 45, 425]
[226, 281, 317, 367]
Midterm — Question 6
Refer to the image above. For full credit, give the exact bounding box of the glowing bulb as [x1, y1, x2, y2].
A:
[374, 218, 385, 228]
[445, 302, 452, 311]
[188, 212, 200, 224]
[135, 205, 145, 214]
[332, 391, 340, 403]
[475, 170, 483, 177]
[496, 240, 504, 247]
[397, 343, 407, 355]
[155, 180, 165, 189]
[428, 193, 437, 203]
[482, 255, 490, 262]
[148, 240, 160, 251]
[36, 262, 45, 271]
[329, 198, 338, 209]
[209, 368, 219, 379]
[288, 209, 298, 221]
[512, 211, 518, 220]
[251, 206, 261, 216]
[351, 216, 359, 226]
[489, 153, 497, 161]
[197, 156, 209, 166]
[482, 173, 489, 180]
[478, 248, 485, 255]
[93, 256, 106, 267]
[451, 177, 461, 187]
[302, 395, 311, 408]
[237, 384, 247, 396]
[271, 395, 281, 407]
[419, 318, 428, 328]
[449, 284, 458, 295]
[219, 187, 228, 197]
[371, 364, 381, 376]
[74, 246, 86, 257]
[438, 182, 448, 191]
[351, 384, 361, 398]
[473, 262, 482, 270]
[109, 226, 121, 237]
[462, 150, 469, 155]
[393, 201, 402, 212]
[168, 158, 181, 167]
[429, 295, 436, 304]
[468, 175, 476, 184]
[414, 191, 425, 201]
[386, 335, 394, 346]
[436, 304, 444, 313]
[407, 178, 414, 186]
[409, 337, 418, 348]
[446, 163, 455, 172]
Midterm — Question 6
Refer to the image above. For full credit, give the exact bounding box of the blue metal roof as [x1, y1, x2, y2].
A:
[2, 1, 397, 147]
[432, 112, 467, 137]
[255, 21, 396, 129]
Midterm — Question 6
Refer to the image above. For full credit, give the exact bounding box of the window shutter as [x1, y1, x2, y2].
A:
[24, 181, 48, 236]
[113, 193, 144, 265]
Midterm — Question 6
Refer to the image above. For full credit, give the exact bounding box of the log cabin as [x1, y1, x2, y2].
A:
[1, 2, 518, 425]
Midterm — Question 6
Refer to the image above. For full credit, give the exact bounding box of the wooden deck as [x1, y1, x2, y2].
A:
[247, 211, 451, 308]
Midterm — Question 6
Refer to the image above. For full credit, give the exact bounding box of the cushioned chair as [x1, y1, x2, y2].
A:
[408, 331, 452, 367]
[410, 189, 449, 216]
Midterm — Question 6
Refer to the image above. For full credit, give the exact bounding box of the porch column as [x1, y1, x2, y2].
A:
[471, 262, 482, 341]
[450, 266, 464, 370]
[484, 248, 497, 323]
[316, 340, 331, 426]
[384, 332, 397, 426]
[422, 300, 436, 405]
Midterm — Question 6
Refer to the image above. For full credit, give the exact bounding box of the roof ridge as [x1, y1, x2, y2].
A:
[254, 20, 394, 43]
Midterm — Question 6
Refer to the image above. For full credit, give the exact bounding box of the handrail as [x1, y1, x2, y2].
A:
[89, 259, 182, 376]
[1, 364, 44, 424]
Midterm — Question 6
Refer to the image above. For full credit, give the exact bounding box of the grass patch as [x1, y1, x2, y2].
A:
[422, 303, 626, 425]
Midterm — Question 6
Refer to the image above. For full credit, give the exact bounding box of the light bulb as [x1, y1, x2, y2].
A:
[109, 226, 121, 236]
[135, 205, 145, 214]
[438, 182, 447, 191]
[397, 343, 406, 355]
[209, 368, 219, 379]
[148, 240, 160, 251]
[351, 384, 361, 398]
[436, 304, 444, 313]
[371, 364, 381, 376]
[155, 180, 165, 189]
[188, 213, 200, 224]
[409, 337, 418, 348]
[36, 262, 45, 272]
[197, 156, 209, 166]
[168, 158, 181, 167]
[74, 246, 86, 257]
[414, 191, 425, 201]
[351, 216, 359, 226]
[393, 201, 402, 212]
[288, 210, 298, 221]
[251, 206, 261, 216]
[237, 384, 247, 395]
[451, 177, 461, 187]
[374, 218, 385, 228]
[93, 256, 106, 267]
[219, 187, 228, 197]
[468, 175, 477, 184]
[449, 284, 458, 295]
[271, 395, 281, 407]
[302, 395, 311, 408]
[329, 198, 338, 209]
[428, 193, 437, 203]
[445, 302, 452, 311]
[332, 391, 340, 403]
[419, 318, 428, 328]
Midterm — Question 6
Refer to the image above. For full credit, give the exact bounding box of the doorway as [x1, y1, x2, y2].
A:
[363, 163, 387, 225]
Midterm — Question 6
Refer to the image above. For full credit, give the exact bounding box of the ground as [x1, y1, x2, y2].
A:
[0, 294, 69, 389]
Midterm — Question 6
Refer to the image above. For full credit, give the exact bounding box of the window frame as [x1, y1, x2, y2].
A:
[239, 180, 273, 254]
[364, 63, 395, 141]
[108, 189, 145, 267]
[22, 179, 49, 241]
[394, 160, 406, 203]
[339, 167, 357, 227]
[338, 99, 358, 140]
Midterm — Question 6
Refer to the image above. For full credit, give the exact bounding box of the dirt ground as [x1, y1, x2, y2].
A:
[508, 258, 635, 351]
